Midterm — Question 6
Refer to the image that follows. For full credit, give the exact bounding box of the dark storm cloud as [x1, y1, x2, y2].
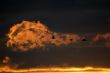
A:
[0, 0, 110, 68]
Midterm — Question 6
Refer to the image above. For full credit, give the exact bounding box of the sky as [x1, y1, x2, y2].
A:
[0, 0, 110, 69]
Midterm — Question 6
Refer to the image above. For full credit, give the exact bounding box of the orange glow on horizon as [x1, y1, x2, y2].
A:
[0, 66, 110, 73]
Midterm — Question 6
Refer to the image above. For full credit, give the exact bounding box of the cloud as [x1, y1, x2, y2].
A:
[2, 56, 10, 64]
[6, 21, 110, 51]
[93, 33, 110, 48]
[6, 21, 81, 51]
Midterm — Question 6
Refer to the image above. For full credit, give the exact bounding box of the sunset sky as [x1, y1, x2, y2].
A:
[0, 0, 110, 70]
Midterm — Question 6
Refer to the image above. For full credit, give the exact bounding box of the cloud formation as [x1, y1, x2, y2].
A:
[6, 21, 110, 51]
[93, 33, 110, 48]
[7, 21, 81, 51]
